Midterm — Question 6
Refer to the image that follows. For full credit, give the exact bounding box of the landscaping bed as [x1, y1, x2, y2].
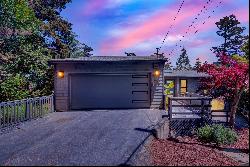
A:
[149, 128, 249, 166]
[222, 128, 249, 151]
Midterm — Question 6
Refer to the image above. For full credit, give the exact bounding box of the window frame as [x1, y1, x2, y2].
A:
[180, 79, 188, 95]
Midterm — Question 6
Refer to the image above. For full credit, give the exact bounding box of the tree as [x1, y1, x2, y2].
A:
[212, 14, 247, 56]
[242, 37, 249, 60]
[198, 53, 249, 128]
[193, 58, 202, 70]
[0, 74, 29, 101]
[0, 0, 43, 84]
[0, 0, 93, 101]
[70, 34, 93, 58]
[28, 0, 75, 58]
[164, 57, 173, 70]
[175, 47, 192, 70]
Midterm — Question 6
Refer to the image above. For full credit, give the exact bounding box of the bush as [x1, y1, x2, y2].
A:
[197, 125, 214, 142]
[0, 74, 30, 101]
[197, 124, 238, 145]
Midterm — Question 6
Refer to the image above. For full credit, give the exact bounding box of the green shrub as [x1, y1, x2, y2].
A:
[197, 124, 238, 145]
[197, 125, 214, 142]
[0, 74, 30, 101]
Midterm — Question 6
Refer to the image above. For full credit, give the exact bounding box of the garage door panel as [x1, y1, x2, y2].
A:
[70, 73, 150, 109]
[132, 91, 149, 100]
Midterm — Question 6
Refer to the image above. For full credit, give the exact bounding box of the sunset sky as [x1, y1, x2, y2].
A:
[61, 0, 249, 65]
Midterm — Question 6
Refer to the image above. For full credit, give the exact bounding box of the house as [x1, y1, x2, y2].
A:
[49, 56, 167, 111]
[163, 69, 209, 97]
[164, 69, 228, 122]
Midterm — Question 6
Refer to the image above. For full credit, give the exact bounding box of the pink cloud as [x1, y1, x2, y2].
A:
[82, 0, 109, 16]
[185, 8, 249, 35]
[187, 39, 211, 48]
[100, 0, 237, 54]
[100, 3, 204, 54]
[99, 0, 249, 56]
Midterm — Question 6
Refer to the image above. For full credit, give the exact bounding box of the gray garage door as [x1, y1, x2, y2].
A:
[70, 73, 150, 109]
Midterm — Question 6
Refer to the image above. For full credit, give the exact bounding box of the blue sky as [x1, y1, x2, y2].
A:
[61, 0, 249, 65]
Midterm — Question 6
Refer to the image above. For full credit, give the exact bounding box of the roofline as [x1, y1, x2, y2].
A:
[48, 58, 167, 65]
[163, 69, 210, 78]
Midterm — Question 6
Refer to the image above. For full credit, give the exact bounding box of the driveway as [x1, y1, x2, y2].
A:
[0, 109, 164, 166]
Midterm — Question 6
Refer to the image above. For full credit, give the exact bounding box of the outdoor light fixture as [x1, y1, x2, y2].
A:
[57, 71, 64, 78]
[154, 70, 160, 77]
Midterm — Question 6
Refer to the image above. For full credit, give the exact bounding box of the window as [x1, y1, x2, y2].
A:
[180, 79, 187, 95]
[165, 80, 175, 96]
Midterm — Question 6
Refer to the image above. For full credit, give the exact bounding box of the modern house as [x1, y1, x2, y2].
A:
[163, 69, 209, 97]
[49, 56, 167, 111]
[164, 69, 228, 122]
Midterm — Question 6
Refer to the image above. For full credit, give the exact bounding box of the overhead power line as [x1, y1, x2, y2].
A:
[166, 0, 223, 56]
[158, 0, 185, 51]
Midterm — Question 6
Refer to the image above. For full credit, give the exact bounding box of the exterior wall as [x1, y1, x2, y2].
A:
[164, 77, 201, 97]
[53, 61, 165, 111]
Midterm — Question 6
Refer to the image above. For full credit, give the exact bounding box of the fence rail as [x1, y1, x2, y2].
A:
[0, 95, 54, 129]
[168, 96, 212, 120]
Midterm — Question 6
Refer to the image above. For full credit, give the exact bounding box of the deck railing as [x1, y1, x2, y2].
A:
[0, 95, 54, 129]
[167, 96, 212, 120]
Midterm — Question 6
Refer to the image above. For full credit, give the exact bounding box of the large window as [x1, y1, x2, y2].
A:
[180, 79, 187, 95]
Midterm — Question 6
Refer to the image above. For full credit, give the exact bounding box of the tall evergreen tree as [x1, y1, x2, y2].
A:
[29, 0, 92, 59]
[175, 47, 192, 70]
[69, 34, 93, 58]
[193, 58, 202, 70]
[0, 0, 93, 101]
[164, 57, 173, 70]
[212, 14, 247, 56]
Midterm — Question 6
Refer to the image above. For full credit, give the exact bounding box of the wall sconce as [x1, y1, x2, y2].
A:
[57, 71, 64, 78]
[154, 70, 161, 77]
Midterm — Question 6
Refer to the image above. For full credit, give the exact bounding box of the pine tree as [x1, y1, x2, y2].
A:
[175, 47, 192, 70]
[212, 14, 247, 56]
[164, 58, 173, 70]
[69, 33, 93, 58]
[193, 58, 202, 70]
[29, 0, 76, 58]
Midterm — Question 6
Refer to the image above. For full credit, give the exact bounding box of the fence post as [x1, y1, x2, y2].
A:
[25, 100, 28, 121]
[201, 98, 205, 118]
[168, 98, 172, 121]
[0, 103, 2, 128]
[52, 94, 55, 112]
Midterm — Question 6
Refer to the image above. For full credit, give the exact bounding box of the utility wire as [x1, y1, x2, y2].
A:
[158, 0, 185, 51]
[167, 0, 223, 56]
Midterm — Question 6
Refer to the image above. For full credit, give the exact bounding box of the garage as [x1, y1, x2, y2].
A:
[70, 73, 150, 109]
[49, 56, 166, 111]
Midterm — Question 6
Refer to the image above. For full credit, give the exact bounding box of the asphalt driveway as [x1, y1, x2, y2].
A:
[0, 109, 164, 166]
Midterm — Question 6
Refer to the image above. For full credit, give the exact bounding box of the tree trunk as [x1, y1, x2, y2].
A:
[229, 90, 244, 128]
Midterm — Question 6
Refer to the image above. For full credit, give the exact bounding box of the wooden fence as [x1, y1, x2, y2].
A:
[182, 92, 230, 123]
[167, 96, 212, 120]
[0, 95, 54, 129]
[167, 96, 213, 137]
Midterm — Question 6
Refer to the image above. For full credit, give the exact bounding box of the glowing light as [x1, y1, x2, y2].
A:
[154, 70, 160, 77]
[57, 71, 64, 78]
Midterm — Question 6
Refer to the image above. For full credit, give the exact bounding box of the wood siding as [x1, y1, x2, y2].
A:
[54, 62, 165, 111]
